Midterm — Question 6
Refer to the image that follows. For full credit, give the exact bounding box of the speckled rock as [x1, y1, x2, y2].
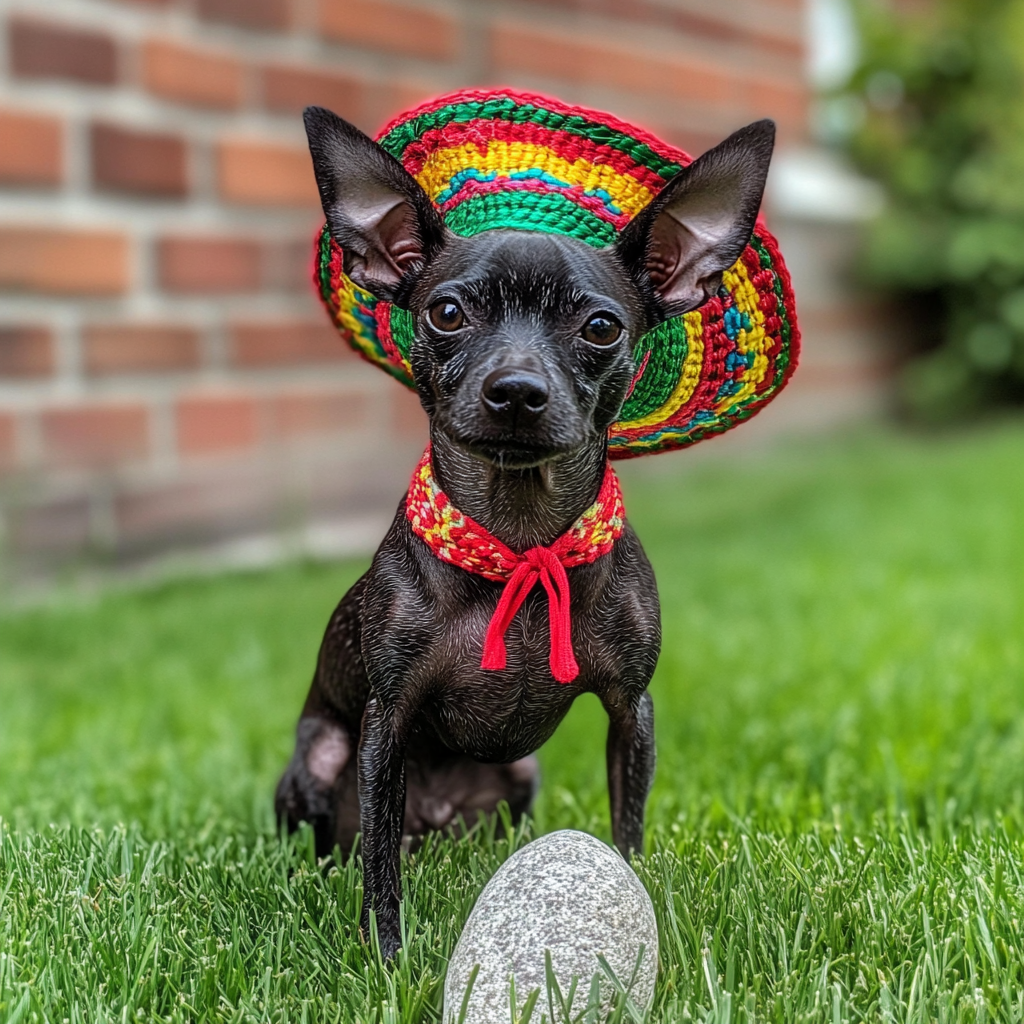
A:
[443, 830, 658, 1023]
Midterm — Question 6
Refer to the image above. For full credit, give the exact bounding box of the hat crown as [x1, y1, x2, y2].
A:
[375, 89, 690, 249]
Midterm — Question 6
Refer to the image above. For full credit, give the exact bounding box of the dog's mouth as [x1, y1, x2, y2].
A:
[456, 433, 574, 470]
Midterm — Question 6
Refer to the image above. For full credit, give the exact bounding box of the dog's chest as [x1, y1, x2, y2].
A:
[414, 573, 632, 762]
[367, 520, 660, 761]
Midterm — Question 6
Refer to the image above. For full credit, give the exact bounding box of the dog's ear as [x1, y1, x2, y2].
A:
[303, 105, 446, 302]
[617, 119, 775, 320]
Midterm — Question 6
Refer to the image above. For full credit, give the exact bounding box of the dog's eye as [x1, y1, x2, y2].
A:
[428, 301, 465, 332]
[581, 314, 623, 347]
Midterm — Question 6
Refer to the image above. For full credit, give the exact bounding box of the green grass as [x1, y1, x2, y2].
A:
[3, 423, 1024, 1022]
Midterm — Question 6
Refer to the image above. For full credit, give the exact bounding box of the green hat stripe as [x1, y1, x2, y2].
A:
[444, 191, 618, 247]
[618, 318, 689, 422]
[752, 235, 792, 381]
[317, 227, 334, 307]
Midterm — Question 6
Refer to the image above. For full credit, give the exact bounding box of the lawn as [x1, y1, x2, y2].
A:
[2, 423, 1024, 1022]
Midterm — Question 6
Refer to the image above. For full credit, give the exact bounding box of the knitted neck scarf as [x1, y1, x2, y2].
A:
[405, 448, 626, 683]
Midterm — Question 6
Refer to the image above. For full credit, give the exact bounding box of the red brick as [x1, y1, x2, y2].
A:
[0, 413, 16, 473]
[217, 140, 318, 207]
[514, 0, 803, 59]
[142, 39, 243, 110]
[491, 22, 734, 106]
[83, 324, 201, 375]
[366, 80, 438, 132]
[490, 21, 806, 132]
[157, 237, 262, 293]
[649, 124, 726, 161]
[0, 109, 62, 186]
[270, 387, 369, 437]
[198, 0, 292, 30]
[40, 404, 149, 468]
[177, 394, 260, 455]
[0, 229, 129, 295]
[91, 122, 188, 198]
[392, 386, 427, 440]
[9, 18, 118, 86]
[0, 326, 54, 377]
[743, 78, 808, 134]
[263, 238, 315, 293]
[318, 0, 459, 61]
[262, 64, 363, 121]
[230, 321, 347, 366]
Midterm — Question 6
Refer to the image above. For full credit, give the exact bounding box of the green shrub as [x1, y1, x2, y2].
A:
[841, 0, 1024, 419]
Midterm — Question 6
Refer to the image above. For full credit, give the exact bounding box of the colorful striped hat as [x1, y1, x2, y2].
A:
[314, 89, 800, 459]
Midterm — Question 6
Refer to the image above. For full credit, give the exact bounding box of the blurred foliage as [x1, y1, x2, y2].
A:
[839, 0, 1024, 419]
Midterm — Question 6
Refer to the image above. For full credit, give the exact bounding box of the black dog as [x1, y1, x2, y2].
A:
[276, 106, 774, 958]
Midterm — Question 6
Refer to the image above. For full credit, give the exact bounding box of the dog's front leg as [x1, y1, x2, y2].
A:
[605, 690, 656, 857]
[357, 696, 410, 960]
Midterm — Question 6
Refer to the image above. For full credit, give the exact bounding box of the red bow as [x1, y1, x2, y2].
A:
[481, 546, 578, 683]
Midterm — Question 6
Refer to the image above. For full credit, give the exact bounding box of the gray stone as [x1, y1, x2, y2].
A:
[443, 830, 658, 1023]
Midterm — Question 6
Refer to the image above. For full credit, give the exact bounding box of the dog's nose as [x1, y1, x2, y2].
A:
[481, 368, 549, 418]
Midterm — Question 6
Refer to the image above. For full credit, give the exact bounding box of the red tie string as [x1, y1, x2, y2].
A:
[481, 546, 580, 684]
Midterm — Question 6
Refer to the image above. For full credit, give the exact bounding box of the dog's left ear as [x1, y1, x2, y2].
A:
[304, 105, 447, 303]
[616, 119, 775, 320]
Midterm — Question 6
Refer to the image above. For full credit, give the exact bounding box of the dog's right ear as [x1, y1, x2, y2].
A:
[616, 119, 775, 321]
[303, 106, 446, 302]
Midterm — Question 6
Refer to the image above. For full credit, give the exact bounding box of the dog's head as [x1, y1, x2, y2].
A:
[305, 107, 775, 469]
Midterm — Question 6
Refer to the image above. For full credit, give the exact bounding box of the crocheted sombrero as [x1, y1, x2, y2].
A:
[314, 89, 800, 459]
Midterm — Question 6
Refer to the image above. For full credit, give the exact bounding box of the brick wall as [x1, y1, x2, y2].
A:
[0, 0, 811, 585]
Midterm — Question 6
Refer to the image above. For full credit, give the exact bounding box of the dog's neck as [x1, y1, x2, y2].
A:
[428, 430, 608, 552]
